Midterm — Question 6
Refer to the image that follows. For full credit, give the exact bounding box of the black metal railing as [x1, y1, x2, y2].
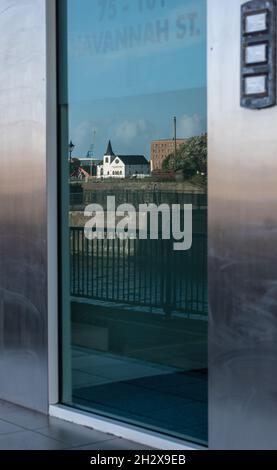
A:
[70, 190, 207, 211]
[70, 227, 207, 317]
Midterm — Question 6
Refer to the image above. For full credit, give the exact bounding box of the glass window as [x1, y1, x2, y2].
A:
[59, 0, 207, 446]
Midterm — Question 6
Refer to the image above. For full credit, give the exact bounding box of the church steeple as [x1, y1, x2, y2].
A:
[105, 140, 115, 156]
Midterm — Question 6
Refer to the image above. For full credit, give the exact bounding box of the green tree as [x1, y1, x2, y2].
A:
[162, 133, 207, 178]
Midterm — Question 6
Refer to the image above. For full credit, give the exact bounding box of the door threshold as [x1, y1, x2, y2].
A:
[49, 404, 205, 451]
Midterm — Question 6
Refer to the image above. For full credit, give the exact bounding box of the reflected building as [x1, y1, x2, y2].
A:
[151, 138, 187, 171]
[97, 140, 150, 179]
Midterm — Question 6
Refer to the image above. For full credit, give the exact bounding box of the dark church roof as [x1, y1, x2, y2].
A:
[105, 140, 116, 157]
[104, 141, 149, 165]
[117, 155, 149, 165]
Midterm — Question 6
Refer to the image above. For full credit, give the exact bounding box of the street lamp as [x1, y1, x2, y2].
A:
[68, 140, 75, 162]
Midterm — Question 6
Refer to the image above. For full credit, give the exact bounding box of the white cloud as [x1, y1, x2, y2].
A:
[114, 119, 149, 145]
[72, 121, 94, 147]
[177, 114, 202, 138]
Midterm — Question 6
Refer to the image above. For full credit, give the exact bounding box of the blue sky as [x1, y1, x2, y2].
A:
[67, 0, 207, 159]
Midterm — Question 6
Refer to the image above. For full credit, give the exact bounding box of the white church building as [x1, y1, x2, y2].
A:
[97, 141, 150, 179]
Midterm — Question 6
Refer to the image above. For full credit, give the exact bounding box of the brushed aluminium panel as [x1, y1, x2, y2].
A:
[0, 0, 48, 412]
[209, 0, 277, 449]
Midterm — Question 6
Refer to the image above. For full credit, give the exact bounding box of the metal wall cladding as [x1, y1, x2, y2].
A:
[1, 0, 277, 442]
[208, 0, 277, 450]
[0, 0, 48, 412]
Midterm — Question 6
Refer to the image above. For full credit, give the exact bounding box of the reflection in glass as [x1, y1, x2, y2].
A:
[60, 0, 208, 445]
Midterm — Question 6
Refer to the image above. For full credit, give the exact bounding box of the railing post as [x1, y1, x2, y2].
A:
[163, 238, 172, 317]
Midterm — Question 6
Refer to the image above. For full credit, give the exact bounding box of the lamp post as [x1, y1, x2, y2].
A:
[69, 140, 75, 163]
[174, 116, 177, 161]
